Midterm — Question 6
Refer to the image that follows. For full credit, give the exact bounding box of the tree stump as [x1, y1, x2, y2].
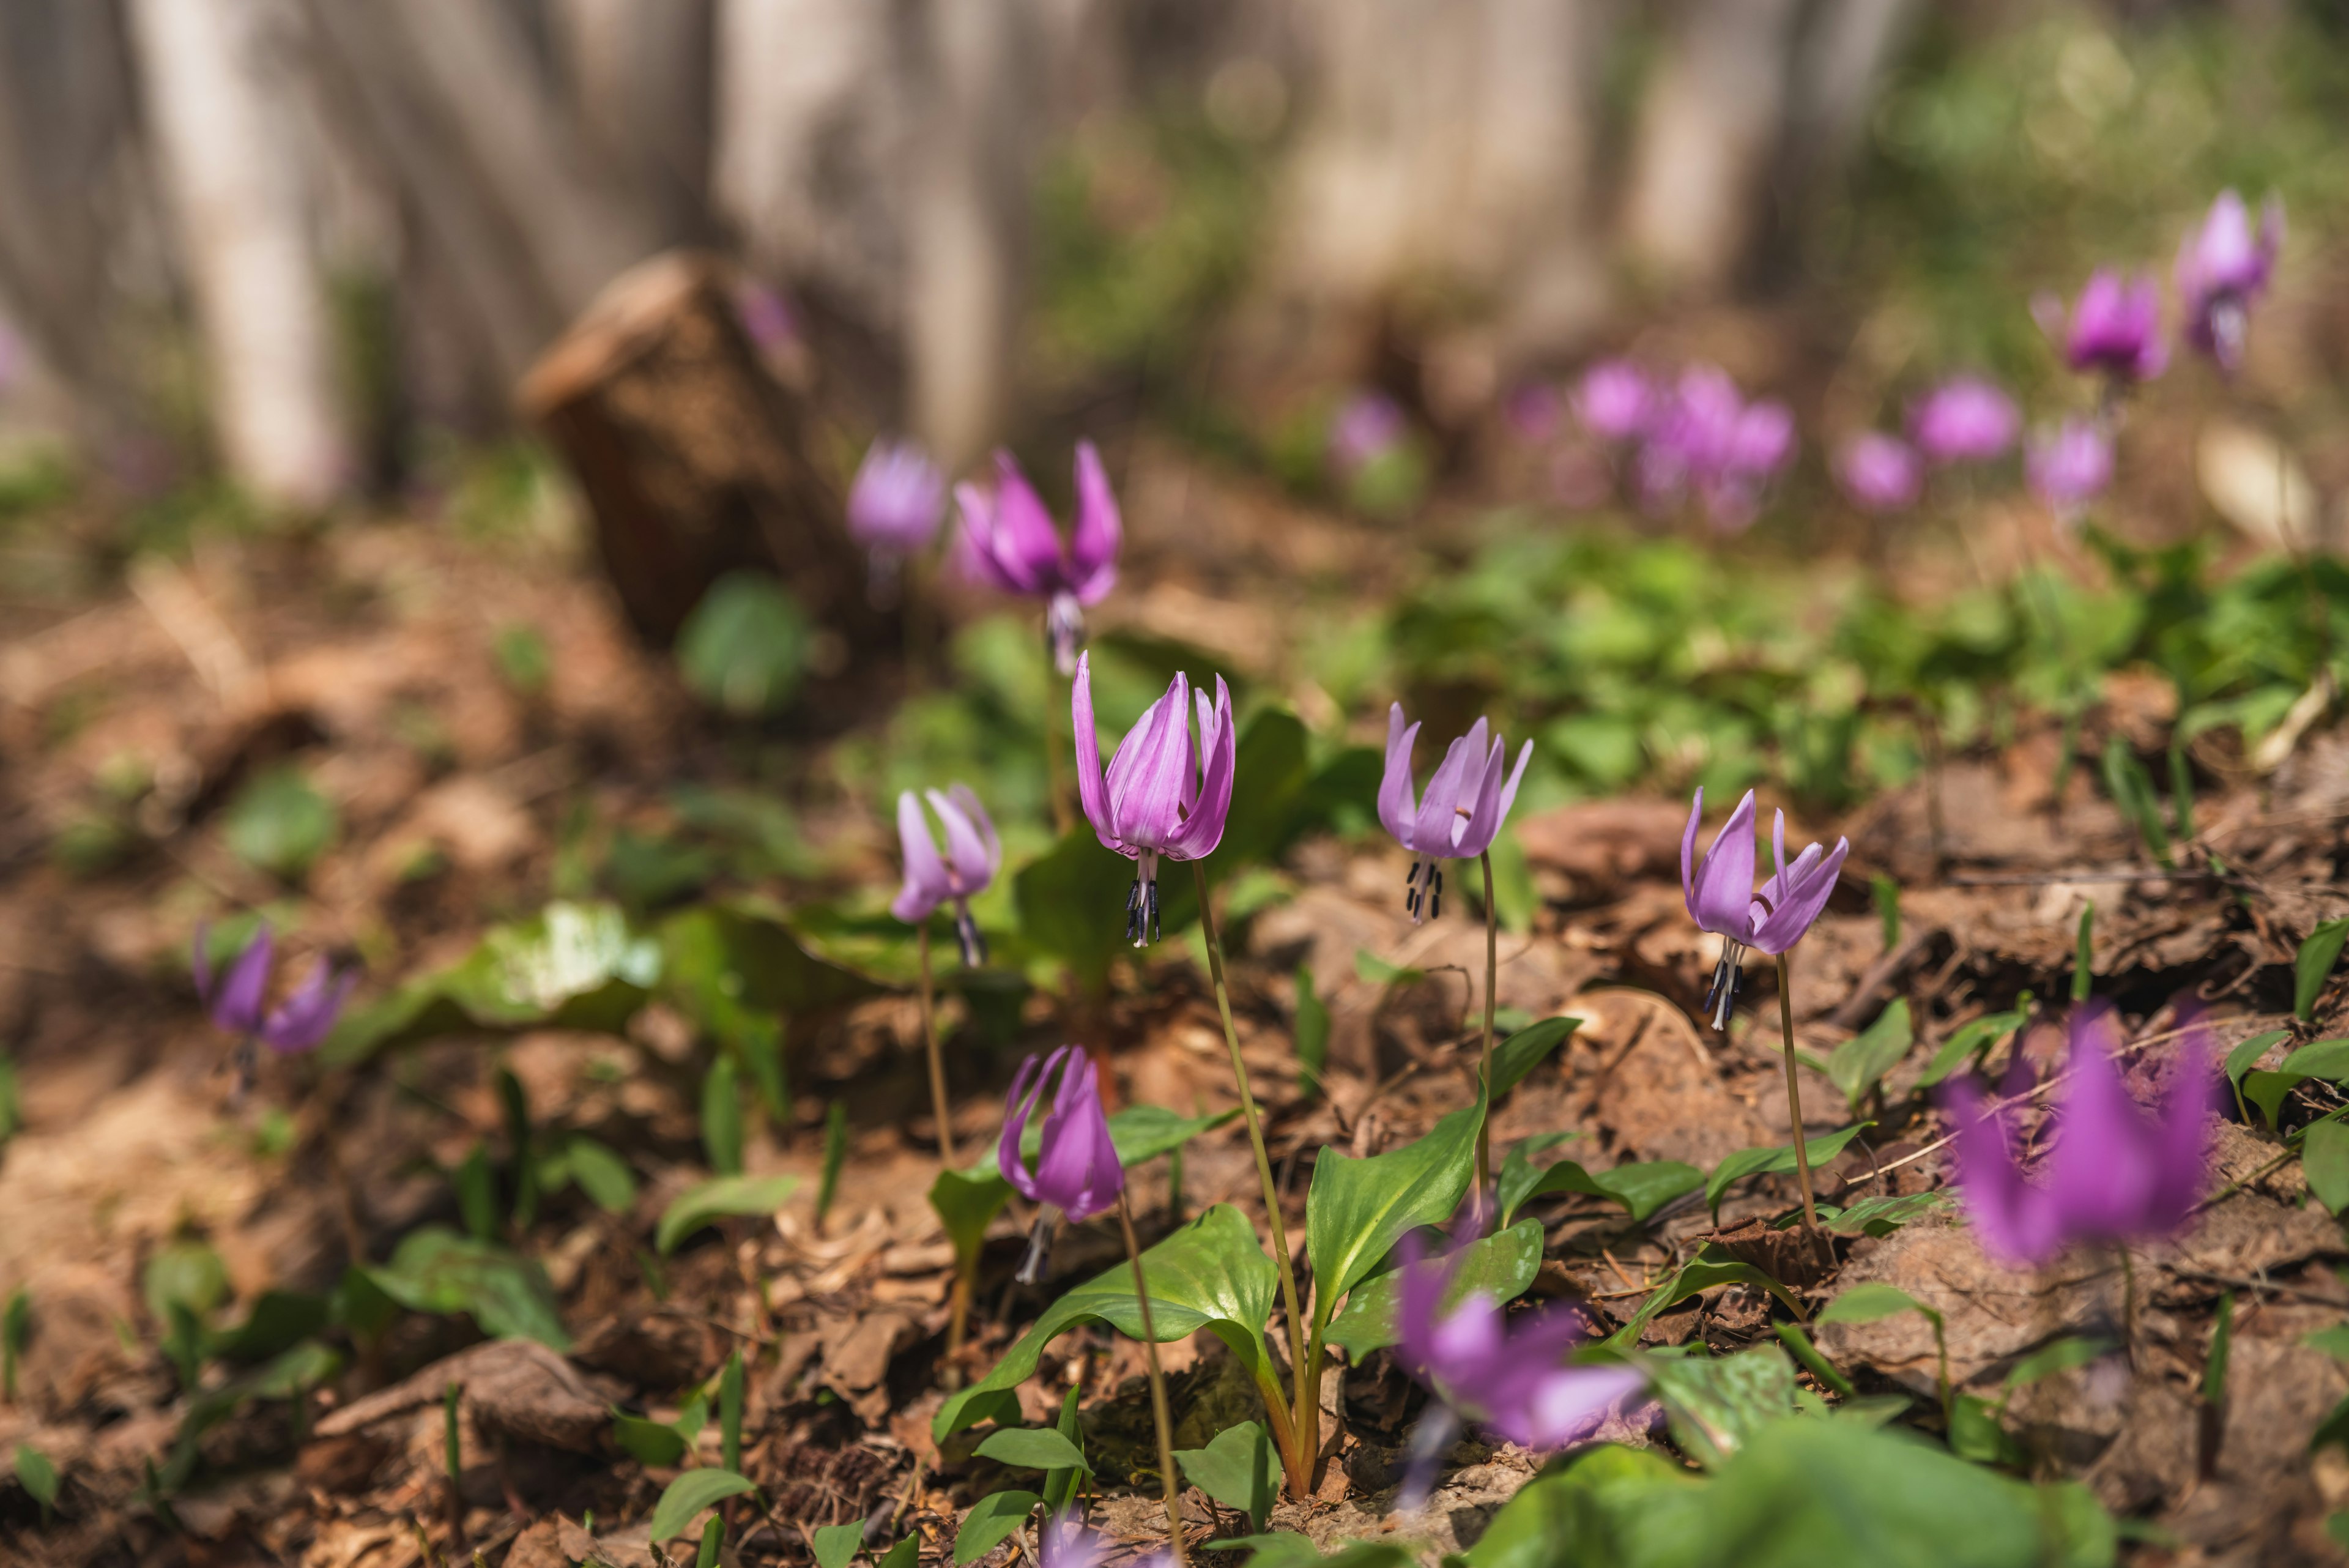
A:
[518, 249, 874, 648]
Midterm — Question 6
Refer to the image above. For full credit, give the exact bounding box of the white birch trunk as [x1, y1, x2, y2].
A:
[127, 0, 351, 508]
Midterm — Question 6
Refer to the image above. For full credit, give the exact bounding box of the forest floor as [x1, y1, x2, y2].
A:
[1, 445, 2347, 1567]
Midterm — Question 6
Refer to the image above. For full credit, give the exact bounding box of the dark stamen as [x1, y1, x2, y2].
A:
[956, 904, 988, 968]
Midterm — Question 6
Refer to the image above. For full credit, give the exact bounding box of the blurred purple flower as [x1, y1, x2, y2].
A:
[1378, 704, 1531, 923]
[1329, 392, 1409, 475]
[957, 444, 1121, 674]
[1073, 653, 1235, 946]
[2026, 418, 2114, 522]
[891, 784, 1000, 965]
[1393, 1238, 1646, 1504]
[195, 922, 355, 1095]
[1910, 376, 2020, 466]
[2176, 190, 2282, 375]
[1682, 788, 1849, 1030]
[1505, 382, 1564, 444]
[733, 281, 800, 354]
[1037, 1511, 1111, 1568]
[1836, 432, 1923, 513]
[2049, 270, 2167, 384]
[1638, 366, 1795, 533]
[1572, 360, 1654, 443]
[1943, 1003, 2216, 1266]
[1001, 1046, 1125, 1282]
[848, 438, 946, 560]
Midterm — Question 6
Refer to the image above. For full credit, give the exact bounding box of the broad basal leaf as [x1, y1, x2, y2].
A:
[364, 1226, 568, 1348]
[934, 1205, 1279, 1441]
[1174, 1419, 1280, 1530]
[658, 1174, 801, 1255]
[1704, 1124, 1874, 1217]
[1306, 1087, 1484, 1325]
[1485, 1017, 1581, 1099]
[1323, 1219, 1544, 1359]
[1496, 1135, 1700, 1227]
[1827, 1000, 1913, 1112]
[649, 1468, 759, 1544]
[953, 1490, 1040, 1564]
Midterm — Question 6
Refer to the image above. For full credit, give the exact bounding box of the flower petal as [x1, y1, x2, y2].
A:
[1071, 654, 1124, 855]
[1409, 734, 1477, 855]
[996, 1049, 1058, 1201]
[891, 791, 950, 923]
[1453, 735, 1532, 858]
[1943, 1077, 2057, 1265]
[944, 782, 1003, 879]
[261, 960, 355, 1055]
[1069, 441, 1121, 604]
[990, 451, 1070, 590]
[1034, 1050, 1124, 1222]
[1687, 791, 1758, 939]
[1750, 836, 1846, 954]
[1165, 677, 1236, 861]
[1104, 673, 1193, 851]
[927, 786, 997, 897]
[212, 923, 275, 1036]
[955, 482, 1031, 594]
[2042, 1005, 2163, 1247]
[1378, 704, 1423, 847]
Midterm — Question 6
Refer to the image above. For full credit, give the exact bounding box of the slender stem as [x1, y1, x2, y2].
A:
[946, 1258, 974, 1367]
[1474, 850, 1497, 1222]
[1774, 952, 1819, 1228]
[1043, 622, 1072, 834]
[2118, 1245, 2137, 1369]
[917, 927, 956, 1168]
[1190, 863, 1309, 1396]
[1118, 1191, 1187, 1565]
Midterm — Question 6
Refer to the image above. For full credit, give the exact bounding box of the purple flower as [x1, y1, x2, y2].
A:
[2026, 418, 2114, 522]
[1072, 653, 1235, 947]
[732, 281, 800, 355]
[1943, 1003, 2216, 1266]
[1037, 1512, 1111, 1568]
[1637, 366, 1795, 533]
[848, 439, 946, 559]
[2176, 190, 2283, 374]
[1393, 1239, 1646, 1499]
[1001, 1046, 1125, 1282]
[195, 923, 355, 1082]
[1836, 433, 1922, 513]
[957, 444, 1121, 675]
[2052, 270, 2167, 384]
[1681, 788, 1850, 1030]
[1910, 376, 2020, 466]
[1505, 382, 1564, 444]
[1329, 392, 1409, 475]
[1378, 704, 1532, 923]
[1572, 360, 1654, 444]
[891, 784, 1000, 966]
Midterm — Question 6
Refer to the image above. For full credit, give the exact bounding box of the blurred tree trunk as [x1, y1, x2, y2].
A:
[127, 0, 352, 508]
[549, 0, 716, 240]
[905, 0, 1039, 468]
[1619, 0, 1805, 294]
[0, 1, 162, 459]
[711, 0, 910, 348]
[1773, 0, 1917, 250]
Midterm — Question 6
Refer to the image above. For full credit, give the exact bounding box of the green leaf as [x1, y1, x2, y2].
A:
[143, 1240, 229, 1326]
[656, 1174, 801, 1255]
[719, 1350, 744, 1474]
[677, 572, 811, 717]
[1354, 949, 1425, 987]
[497, 1068, 538, 1230]
[1014, 828, 1138, 995]
[702, 1057, 745, 1178]
[810, 1520, 865, 1568]
[875, 1537, 917, 1568]
[1917, 1006, 2030, 1090]
[563, 1136, 639, 1214]
[1215, 709, 1315, 868]
[1175, 1419, 1280, 1529]
[1819, 1282, 1942, 1331]
[699, 1517, 729, 1568]
[1307, 1088, 1485, 1325]
[1649, 1343, 1800, 1468]
[953, 1491, 1040, 1564]
[2298, 920, 2349, 1022]
[324, 901, 666, 1066]
[612, 1408, 689, 1466]
[648, 1468, 759, 1544]
[817, 1101, 848, 1224]
[206, 1290, 330, 1362]
[1485, 1017, 1581, 1099]
[1295, 965, 1329, 1096]
[15, 1443, 59, 1512]
[1323, 1219, 1544, 1359]
[2306, 1324, 2349, 1362]
[1773, 1323, 1854, 1399]
[1818, 1191, 1948, 1238]
[2222, 1029, 2289, 1117]
[1606, 1246, 1809, 1347]
[2005, 1337, 2113, 1389]
[1497, 1135, 1704, 1228]
[222, 768, 338, 880]
[453, 1143, 498, 1239]
[2241, 1039, 2349, 1129]
[976, 1426, 1093, 1475]
[365, 1226, 569, 1348]
[2201, 1295, 2234, 1407]
[1872, 875, 1902, 952]
[1041, 1384, 1083, 1514]
[1827, 1000, 1913, 1113]
[2303, 1120, 2349, 1215]
[2, 1289, 28, 1402]
[936, 1205, 1279, 1440]
[1948, 1392, 2024, 1466]
[1704, 1125, 1873, 1217]
[2073, 901, 2096, 1003]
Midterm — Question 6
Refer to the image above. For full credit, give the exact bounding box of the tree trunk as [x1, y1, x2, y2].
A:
[549, 0, 716, 239]
[518, 251, 874, 648]
[126, 0, 352, 508]
[1619, 0, 1805, 294]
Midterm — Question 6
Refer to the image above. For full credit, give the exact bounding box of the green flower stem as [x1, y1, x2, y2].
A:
[1774, 951, 1820, 1229]
[1118, 1191, 1188, 1565]
[1190, 861, 1313, 1471]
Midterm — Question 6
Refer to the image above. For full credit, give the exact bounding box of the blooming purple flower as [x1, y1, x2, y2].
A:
[260, 959, 357, 1055]
[2176, 190, 2283, 374]
[1001, 1046, 1125, 1282]
[1572, 360, 1654, 444]
[196, 920, 275, 1037]
[1910, 376, 2020, 466]
[1636, 366, 1795, 533]
[1943, 1003, 2216, 1266]
[957, 444, 1121, 675]
[2052, 270, 2167, 384]
[847, 438, 946, 560]
[1072, 653, 1235, 947]
[1378, 704, 1531, 923]
[1836, 432, 1923, 513]
[891, 784, 1001, 966]
[1682, 788, 1850, 1030]
[1393, 1239, 1646, 1501]
[2026, 418, 2114, 522]
[1329, 391, 1409, 475]
[1037, 1511, 1112, 1568]
[195, 923, 355, 1096]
